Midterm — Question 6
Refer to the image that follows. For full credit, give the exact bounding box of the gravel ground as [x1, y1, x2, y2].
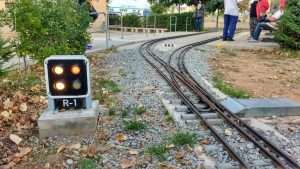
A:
[90, 43, 209, 168]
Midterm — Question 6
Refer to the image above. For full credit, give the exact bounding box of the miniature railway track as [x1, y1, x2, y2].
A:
[139, 33, 300, 169]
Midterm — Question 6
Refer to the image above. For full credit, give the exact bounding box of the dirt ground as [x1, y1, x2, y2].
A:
[209, 48, 300, 103]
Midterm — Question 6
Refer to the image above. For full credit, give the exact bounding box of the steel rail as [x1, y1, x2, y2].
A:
[139, 34, 249, 169]
[139, 33, 300, 169]
[174, 39, 300, 169]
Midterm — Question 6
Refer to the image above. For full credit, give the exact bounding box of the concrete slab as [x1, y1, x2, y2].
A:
[221, 98, 245, 114]
[38, 101, 100, 138]
[236, 98, 300, 117]
[207, 32, 280, 50]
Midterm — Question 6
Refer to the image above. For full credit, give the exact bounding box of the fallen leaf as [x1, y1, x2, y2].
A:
[19, 103, 28, 112]
[175, 151, 184, 160]
[9, 134, 23, 145]
[57, 145, 66, 154]
[15, 147, 32, 158]
[3, 98, 13, 110]
[200, 139, 209, 145]
[165, 144, 175, 149]
[69, 143, 81, 150]
[1, 110, 12, 119]
[128, 149, 139, 155]
[115, 133, 127, 142]
[194, 145, 204, 156]
[86, 144, 97, 157]
[120, 158, 136, 169]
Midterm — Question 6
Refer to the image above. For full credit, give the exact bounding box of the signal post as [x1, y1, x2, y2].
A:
[38, 55, 99, 138]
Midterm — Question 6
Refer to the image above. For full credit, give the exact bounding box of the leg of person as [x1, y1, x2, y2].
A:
[196, 18, 201, 31]
[227, 15, 239, 41]
[252, 22, 265, 40]
[250, 17, 257, 38]
[223, 14, 230, 41]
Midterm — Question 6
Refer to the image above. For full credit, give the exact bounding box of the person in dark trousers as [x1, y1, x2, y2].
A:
[194, 2, 204, 32]
[249, 0, 258, 38]
[223, 0, 242, 41]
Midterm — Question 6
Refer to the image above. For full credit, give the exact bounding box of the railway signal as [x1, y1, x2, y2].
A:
[44, 55, 92, 110]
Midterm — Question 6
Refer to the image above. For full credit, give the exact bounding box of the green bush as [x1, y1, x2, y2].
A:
[7, 0, 92, 63]
[275, 0, 300, 50]
[113, 12, 200, 31]
[123, 14, 142, 27]
[0, 37, 13, 76]
[147, 12, 197, 31]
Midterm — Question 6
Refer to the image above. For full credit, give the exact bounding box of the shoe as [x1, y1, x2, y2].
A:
[222, 38, 227, 41]
[227, 38, 235, 41]
[248, 38, 258, 42]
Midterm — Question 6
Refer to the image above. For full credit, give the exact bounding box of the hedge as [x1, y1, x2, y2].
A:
[109, 12, 203, 32]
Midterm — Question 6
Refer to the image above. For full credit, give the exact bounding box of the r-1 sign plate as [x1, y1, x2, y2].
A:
[54, 98, 85, 110]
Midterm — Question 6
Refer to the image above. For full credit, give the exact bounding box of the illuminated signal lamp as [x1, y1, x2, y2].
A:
[44, 55, 92, 110]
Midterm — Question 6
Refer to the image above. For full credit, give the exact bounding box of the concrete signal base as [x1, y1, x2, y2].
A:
[38, 101, 99, 138]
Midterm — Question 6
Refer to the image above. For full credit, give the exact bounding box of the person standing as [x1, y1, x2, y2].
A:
[249, 0, 258, 38]
[194, 2, 204, 32]
[223, 0, 241, 41]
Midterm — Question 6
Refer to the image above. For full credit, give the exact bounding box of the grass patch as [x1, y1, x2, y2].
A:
[78, 158, 97, 169]
[213, 75, 250, 99]
[124, 120, 146, 132]
[0, 68, 44, 95]
[108, 106, 116, 116]
[220, 48, 237, 57]
[169, 132, 197, 146]
[96, 79, 121, 93]
[145, 144, 167, 161]
[121, 106, 130, 118]
[133, 105, 146, 115]
[164, 110, 174, 123]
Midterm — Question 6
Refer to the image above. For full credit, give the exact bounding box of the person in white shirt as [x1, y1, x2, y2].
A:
[223, 0, 242, 41]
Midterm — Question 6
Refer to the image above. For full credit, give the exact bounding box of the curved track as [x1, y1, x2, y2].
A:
[139, 33, 300, 169]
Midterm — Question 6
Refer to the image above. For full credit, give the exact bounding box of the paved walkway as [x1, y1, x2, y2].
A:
[208, 32, 280, 50]
[85, 31, 195, 54]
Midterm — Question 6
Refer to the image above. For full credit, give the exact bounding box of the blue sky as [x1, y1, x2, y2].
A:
[109, 0, 150, 9]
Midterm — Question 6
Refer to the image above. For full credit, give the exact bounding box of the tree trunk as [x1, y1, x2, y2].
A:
[178, 4, 181, 14]
[216, 8, 219, 30]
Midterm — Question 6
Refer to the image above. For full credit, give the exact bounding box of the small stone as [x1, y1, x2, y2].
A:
[69, 143, 81, 150]
[9, 134, 23, 145]
[224, 129, 232, 136]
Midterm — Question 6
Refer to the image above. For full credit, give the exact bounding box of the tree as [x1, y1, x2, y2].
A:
[275, 0, 300, 50]
[205, 0, 224, 29]
[150, 3, 168, 14]
[151, 0, 197, 13]
[6, 0, 92, 63]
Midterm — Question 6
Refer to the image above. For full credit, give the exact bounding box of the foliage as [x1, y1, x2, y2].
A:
[164, 110, 174, 123]
[145, 144, 168, 161]
[213, 75, 250, 99]
[150, 3, 168, 14]
[0, 37, 13, 76]
[169, 132, 197, 146]
[78, 158, 97, 169]
[96, 79, 121, 93]
[122, 14, 142, 27]
[133, 105, 146, 115]
[275, 0, 300, 50]
[124, 120, 147, 131]
[110, 12, 198, 31]
[205, 0, 224, 13]
[6, 0, 92, 63]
